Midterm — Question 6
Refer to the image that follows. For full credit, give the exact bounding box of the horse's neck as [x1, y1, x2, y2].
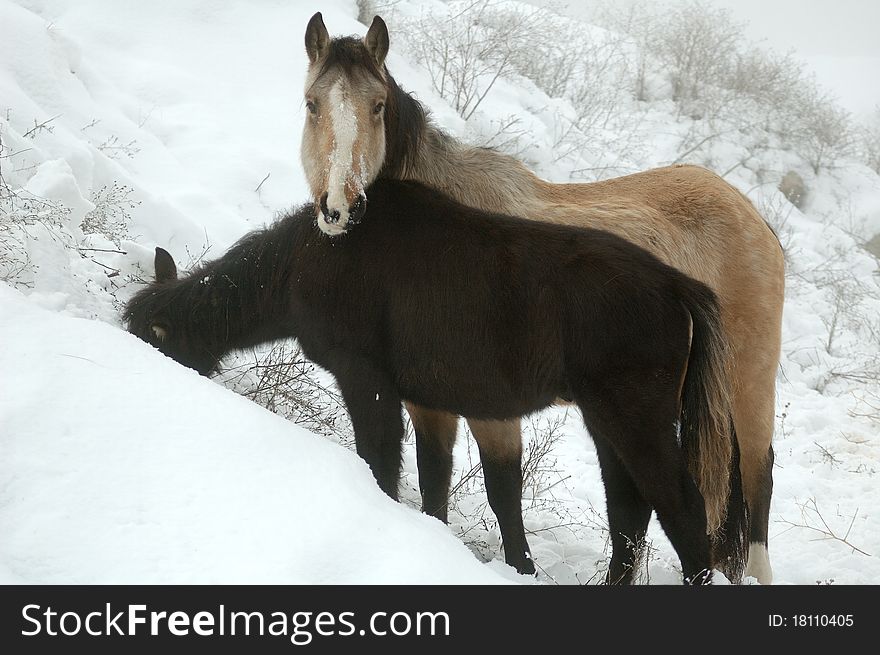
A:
[388, 86, 544, 215]
[197, 256, 292, 353]
[406, 125, 544, 215]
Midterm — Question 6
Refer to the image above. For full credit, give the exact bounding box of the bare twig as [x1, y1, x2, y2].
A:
[776, 498, 870, 557]
[812, 442, 841, 467]
[254, 172, 271, 193]
[78, 247, 128, 254]
[23, 114, 61, 138]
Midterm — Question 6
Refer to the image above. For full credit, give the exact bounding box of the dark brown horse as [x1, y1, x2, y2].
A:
[300, 13, 782, 583]
[125, 179, 747, 584]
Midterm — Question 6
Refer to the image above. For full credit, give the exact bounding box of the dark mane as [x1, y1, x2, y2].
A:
[381, 72, 429, 179]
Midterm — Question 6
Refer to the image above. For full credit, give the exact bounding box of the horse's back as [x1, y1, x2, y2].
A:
[360, 180, 699, 407]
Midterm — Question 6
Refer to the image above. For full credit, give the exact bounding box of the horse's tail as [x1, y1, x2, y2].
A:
[678, 283, 749, 581]
[715, 420, 749, 582]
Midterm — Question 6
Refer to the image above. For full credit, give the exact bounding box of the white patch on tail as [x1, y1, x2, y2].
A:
[744, 543, 772, 584]
[318, 79, 363, 236]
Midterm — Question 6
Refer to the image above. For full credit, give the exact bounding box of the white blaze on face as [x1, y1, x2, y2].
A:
[319, 79, 362, 236]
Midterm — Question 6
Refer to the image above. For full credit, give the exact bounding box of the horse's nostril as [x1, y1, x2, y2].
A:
[319, 193, 343, 224]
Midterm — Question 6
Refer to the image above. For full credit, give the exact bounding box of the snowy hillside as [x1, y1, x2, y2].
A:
[1, 0, 879, 584]
[0, 285, 513, 584]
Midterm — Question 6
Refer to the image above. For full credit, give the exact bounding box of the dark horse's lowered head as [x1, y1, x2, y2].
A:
[125, 179, 748, 584]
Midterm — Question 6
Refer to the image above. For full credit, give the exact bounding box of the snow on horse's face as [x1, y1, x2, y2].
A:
[302, 13, 389, 236]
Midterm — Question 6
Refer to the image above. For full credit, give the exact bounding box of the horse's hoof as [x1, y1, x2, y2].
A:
[513, 554, 536, 576]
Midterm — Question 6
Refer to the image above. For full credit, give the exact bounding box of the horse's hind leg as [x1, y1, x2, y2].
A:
[723, 231, 783, 584]
[468, 418, 535, 576]
[730, 326, 780, 584]
[734, 383, 776, 584]
[735, 379, 776, 583]
[579, 381, 712, 584]
[743, 443, 773, 581]
[407, 403, 459, 522]
[593, 436, 652, 584]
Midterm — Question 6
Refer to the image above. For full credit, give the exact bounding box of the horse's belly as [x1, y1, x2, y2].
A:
[399, 387, 558, 422]
[392, 357, 561, 420]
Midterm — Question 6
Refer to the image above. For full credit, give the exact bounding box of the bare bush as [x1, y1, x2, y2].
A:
[0, 132, 72, 286]
[218, 343, 351, 444]
[521, 413, 567, 498]
[597, 0, 855, 173]
[510, 13, 637, 168]
[399, 1, 640, 170]
[650, 0, 743, 119]
[791, 89, 857, 175]
[592, 1, 658, 103]
[486, 1, 630, 112]
[82, 181, 139, 245]
[728, 49, 804, 122]
[400, 0, 540, 120]
[819, 274, 865, 356]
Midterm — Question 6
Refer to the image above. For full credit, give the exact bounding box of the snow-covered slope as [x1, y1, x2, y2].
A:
[0, 284, 511, 584]
[1, 0, 878, 584]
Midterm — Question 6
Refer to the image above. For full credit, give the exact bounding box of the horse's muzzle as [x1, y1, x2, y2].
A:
[319, 192, 341, 224]
[319, 192, 366, 233]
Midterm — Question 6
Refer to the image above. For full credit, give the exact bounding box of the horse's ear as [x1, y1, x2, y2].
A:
[305, 12, 330, 64]
[154, 247, 178, 283]
[364, 16, 389, 67]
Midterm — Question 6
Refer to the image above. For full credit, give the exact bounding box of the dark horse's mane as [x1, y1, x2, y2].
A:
[381, 71, 432, 178]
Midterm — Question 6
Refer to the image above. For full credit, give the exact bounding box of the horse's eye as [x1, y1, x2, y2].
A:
[373, 102, 385, 115]
[306, 100, 317, 115]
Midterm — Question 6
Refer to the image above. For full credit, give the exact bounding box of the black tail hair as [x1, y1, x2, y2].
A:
[678, 283, 748, 580]
[713, 423, 750, 582]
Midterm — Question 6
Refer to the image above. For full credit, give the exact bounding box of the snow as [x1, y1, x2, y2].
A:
[1, 0, 879, 584]
[0, 284, 510, 584]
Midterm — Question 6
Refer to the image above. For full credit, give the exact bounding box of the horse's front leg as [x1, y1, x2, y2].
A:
[406, 403, 459, 522]
[334, 357, 405, 500]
